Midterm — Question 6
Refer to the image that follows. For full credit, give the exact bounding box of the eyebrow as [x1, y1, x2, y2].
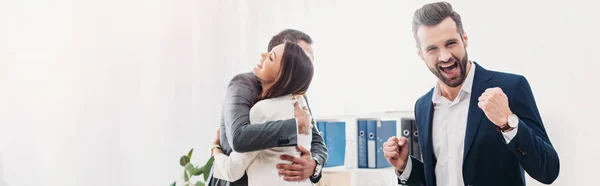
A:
[425, 38, 460, 50]
[425, 45, 437, 51]
[446, 38, 458, 44]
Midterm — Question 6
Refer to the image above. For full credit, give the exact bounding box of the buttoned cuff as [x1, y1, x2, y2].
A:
[395, 157, 412, 182]
[502, 124, 519, 143]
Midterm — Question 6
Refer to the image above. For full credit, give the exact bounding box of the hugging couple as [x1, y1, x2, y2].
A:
[207, 29, 327, 186]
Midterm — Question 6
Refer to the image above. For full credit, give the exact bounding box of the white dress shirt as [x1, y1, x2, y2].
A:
[213, 94, 313, 186]
[398, 63, 518, 185]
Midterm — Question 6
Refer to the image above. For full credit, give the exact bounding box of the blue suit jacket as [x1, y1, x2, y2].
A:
[401, 63, 560, 186]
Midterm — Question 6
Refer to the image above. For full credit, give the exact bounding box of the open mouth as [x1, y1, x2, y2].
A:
[439, 61, 459, 76]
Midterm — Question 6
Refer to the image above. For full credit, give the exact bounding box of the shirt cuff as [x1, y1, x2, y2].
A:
[502, 124, 519, 143]
[395, 157, 412, 182]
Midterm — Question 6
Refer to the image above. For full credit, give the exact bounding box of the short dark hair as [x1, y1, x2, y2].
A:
[412, 1, 464, 46]
[267, 29, 313, 51]
[259, 42, 314, 101]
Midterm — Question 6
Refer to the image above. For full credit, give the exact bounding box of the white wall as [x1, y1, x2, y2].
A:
[0, 0, 233, 185]
[0, 0, 597, 186]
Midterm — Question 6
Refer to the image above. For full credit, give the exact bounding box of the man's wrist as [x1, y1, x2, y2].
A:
[311, 158, 322, 178]
[498, 113, 518, 132]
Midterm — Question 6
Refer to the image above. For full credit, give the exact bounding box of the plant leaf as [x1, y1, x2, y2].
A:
[188, 148, 194, 160]
[185, 163, 197, 176]
[202, 157, 215, 181]
[180, 156, 190, 167]
[192, 165, 203, 176]
[170, 181, 176, 186]
[184, 170, 190, 182]
[195, 181, 205, 186]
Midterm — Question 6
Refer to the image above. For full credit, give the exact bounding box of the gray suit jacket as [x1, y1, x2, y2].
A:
[208, 73, 328, 186]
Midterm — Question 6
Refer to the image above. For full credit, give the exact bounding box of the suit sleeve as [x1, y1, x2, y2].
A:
[309, 123, 327, 183]
[506, 76, 560, 184]
[398, 156, 425, 185]
[300, 95, 328, 183]
[224, 74, 299, 153]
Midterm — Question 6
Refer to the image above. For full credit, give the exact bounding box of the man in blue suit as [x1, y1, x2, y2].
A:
[383, 2, 560, 186]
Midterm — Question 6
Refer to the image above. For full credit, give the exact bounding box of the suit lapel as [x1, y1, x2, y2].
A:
[422, 92, 434, 162]
[463, 62, 492, 161]
[417, 90, 436, 184]
[415, 89, 435, 185]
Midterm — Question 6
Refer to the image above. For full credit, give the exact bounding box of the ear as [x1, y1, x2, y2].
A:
[462, 32, 469, 48]
[417, 45, 424, 61]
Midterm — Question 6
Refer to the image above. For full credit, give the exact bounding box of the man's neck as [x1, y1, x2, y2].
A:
[260, 83, 273, 98]
[439, 61, 472, 101]
[439, 85, 458, 101]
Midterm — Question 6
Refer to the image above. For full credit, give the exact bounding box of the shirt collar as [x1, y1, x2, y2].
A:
[432, 62, 476, 104]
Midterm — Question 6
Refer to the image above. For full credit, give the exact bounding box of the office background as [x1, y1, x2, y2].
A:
[0, 0, 597, 185]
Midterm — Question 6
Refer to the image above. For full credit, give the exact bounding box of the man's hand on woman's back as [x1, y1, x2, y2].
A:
[277, 145, 316, 182]
[294, 102, 311, 135]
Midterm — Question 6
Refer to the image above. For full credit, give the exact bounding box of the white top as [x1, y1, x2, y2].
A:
[398, 63, 518, 185]
[213, 94, 313, 186]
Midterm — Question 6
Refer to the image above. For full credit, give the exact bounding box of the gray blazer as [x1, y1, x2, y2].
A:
[208, 73, 328, 186]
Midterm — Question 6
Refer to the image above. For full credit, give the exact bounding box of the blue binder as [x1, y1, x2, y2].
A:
[323, 121, 346, 167]
[376, 120, 397, 168]
[357, 120, 368, 168]
[366, 120, 377, 168]
[366, 120, 397, 168]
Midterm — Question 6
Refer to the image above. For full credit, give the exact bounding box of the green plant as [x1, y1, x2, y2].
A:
[171, 148, 214, 186]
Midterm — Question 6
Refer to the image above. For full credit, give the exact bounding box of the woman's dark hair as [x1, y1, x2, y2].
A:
[258, 42, 314, 101]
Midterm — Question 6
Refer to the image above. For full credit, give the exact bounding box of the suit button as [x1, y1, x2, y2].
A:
[278, 139, 290, 145]
[521, 151, 528, 156]
[517, 144, 524, 151]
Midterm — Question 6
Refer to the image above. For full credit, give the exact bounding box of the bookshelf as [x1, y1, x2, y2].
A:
[314, 111, 414, 186]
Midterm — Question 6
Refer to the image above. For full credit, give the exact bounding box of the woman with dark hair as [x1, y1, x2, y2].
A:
[210, 42, 315, 186]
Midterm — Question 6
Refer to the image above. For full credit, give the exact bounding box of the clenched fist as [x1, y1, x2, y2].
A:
[383, 136, 410, 172]
[478, 87, 513, 127]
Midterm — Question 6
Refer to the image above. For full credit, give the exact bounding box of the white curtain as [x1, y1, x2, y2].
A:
[0, 0, 598, 186]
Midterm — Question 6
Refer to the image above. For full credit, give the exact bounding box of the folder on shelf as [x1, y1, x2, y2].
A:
[400, 118, 413, 157]
[376, 120, 397, 168]
[364, 119, 397, 169]
[401, 118, 421, 161]
[366, 120, 377, 168]
[410, 119, 421, 161]
[318, 121, 346, 168]
[357, 120, 368, 168]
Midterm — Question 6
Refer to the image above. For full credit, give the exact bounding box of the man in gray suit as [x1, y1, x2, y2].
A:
[208, 29, 328, 186]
